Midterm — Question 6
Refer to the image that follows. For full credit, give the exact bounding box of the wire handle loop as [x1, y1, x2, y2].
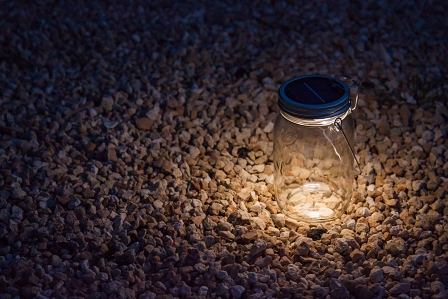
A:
[338, 74, 361, 112]
[334, 117, 360, 172]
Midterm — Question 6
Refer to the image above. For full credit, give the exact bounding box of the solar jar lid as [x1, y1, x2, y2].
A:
[278, 75, 350, 119]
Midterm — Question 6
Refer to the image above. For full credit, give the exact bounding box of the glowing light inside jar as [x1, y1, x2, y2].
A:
[303, 183, 321, 190]
[308, 211, 320, 218]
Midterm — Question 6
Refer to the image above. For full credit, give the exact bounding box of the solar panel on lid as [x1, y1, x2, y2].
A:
[284, 77, 345, 105]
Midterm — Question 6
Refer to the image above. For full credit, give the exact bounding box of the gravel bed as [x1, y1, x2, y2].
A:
[1, 0, 448, 298]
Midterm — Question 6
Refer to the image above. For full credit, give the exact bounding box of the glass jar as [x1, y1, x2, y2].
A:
[273, 74, 359, 222]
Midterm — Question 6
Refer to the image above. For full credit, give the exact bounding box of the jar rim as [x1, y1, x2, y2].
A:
[280, 109, 351, 126]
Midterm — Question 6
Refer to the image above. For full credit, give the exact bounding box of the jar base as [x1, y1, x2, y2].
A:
[278, 182, 347, 222]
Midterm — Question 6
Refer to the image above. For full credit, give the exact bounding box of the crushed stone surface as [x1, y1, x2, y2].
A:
[0, 1, 448, 298]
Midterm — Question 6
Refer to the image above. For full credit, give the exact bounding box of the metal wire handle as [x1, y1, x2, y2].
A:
[334, 117, 360, 172]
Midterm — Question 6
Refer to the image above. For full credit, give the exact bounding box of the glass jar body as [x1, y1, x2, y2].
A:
[273, 112, 355, 222]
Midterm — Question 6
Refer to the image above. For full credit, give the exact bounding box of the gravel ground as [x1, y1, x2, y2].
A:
[1, 0, 448, 298]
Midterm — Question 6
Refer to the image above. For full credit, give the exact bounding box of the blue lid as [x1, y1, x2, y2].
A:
[278, 75, 350, 119]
